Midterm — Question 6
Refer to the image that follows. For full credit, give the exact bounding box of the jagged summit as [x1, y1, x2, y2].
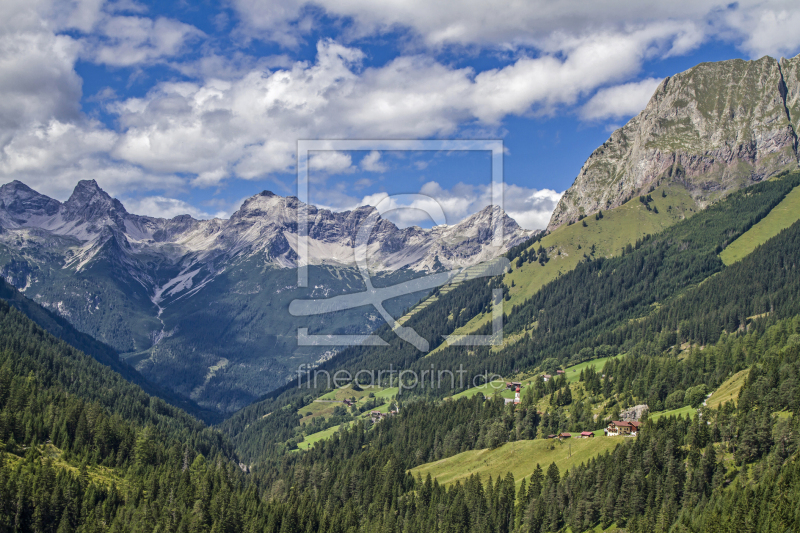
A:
[548, 53, 800, 231]
[0, 180, 61, 218]
[63, 180, 128, 224]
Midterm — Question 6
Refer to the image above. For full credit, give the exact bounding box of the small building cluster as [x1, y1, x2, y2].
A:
[604, 420, 641, 437]
[370, 409, 398, 422]
[542, 370, 565, 382]
[546, 431, 595, 439]
[343, 398, 355, 407]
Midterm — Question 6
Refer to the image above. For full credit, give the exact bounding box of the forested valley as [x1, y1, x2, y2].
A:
[2, 173, 800, 532]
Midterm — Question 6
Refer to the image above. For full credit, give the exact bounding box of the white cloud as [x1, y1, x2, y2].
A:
[121, 195, 227, 219]
[309, 151, 354, 174]
[0, 0, 193, 201]
[104, 32, 694, 181]
[349, 181, 561, 230]
[360, 151, 387, 172]
[0, 3, 83, 136]
[230, 0, 800, 62]
[3, 0, 800, 224]
[581, 77, 663, 120]
[504, 187, 564, 230]
[86, 15, 204, 67]
[722, 3, 800, 58]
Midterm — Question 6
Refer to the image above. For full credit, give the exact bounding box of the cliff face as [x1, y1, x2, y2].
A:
[548, 54, 800, 231]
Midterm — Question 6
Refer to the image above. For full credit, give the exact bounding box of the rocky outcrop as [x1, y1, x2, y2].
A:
[548, 54, 800, 231]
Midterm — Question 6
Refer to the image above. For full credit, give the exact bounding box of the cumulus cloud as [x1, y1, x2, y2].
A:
[86, 15, 204, 67]
[0, 3, 83, 137]
[102, 32, 694, 182]
[504, 187, 564, 230]
[3, 0, 800, 222]
[722, 2, 800, 58]
[309, 151, 354, 174]
[360, 151, 387, 172]
[0, 0, 196, 201]
[230, 0, 800, 62]
[581, 77, 663, 120]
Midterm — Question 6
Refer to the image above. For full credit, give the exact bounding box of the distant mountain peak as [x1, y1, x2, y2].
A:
[0, 180, 61, 218]
[63, 179, 127, 223]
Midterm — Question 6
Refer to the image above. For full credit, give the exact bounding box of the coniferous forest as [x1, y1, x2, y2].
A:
[2, 172, 800, 532]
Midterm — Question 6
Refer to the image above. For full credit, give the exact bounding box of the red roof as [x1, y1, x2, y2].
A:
[559, 432, 571, 437]
[611, 420, 632, 427]
[580, 431, 594, 436]
[629, 420, 641, 428]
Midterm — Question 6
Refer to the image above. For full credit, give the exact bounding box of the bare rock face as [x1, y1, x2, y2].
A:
[548, 54, 800, 231]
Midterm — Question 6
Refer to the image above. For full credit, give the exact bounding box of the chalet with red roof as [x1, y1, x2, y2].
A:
[605, 420, 641, 436]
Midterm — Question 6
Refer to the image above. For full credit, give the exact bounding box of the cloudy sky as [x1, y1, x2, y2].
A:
[2, 0, 800, 229]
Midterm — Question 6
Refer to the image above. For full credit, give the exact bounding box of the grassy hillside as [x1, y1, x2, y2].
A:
[298, 384, 397, 422]
[427, 183, 699, 353]
[562, 354, 623, 383]
[410, 436, 619, 489]
[719, 183, 800, 264]
[296, 424, 349, 451]
[649, 405, 697, 422]
[705, 369, 748, 409]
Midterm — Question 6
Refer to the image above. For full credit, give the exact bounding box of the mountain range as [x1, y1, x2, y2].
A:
[4, 50, 800, 533]
[3, 53, 800, 415]
[0, 180, 532, 411]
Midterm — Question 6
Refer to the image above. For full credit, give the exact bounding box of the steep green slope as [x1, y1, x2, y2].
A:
[719, 183, 800, 264]
[429, 182, 699, 349]
[0, 298, 280, 532]
[410, 436, 616, 489]
[0, 277, 220, 424]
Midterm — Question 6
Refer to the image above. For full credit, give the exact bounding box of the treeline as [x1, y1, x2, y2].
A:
[0, 278, 219, 424]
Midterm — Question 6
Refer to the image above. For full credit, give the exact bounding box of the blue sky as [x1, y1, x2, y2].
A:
[2, 0, 800, 229]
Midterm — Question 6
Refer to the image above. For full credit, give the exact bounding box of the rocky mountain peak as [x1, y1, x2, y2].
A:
[548, 53, 800, 231]
[0, 180, 61, 218]
[63, 180, 127, 223]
